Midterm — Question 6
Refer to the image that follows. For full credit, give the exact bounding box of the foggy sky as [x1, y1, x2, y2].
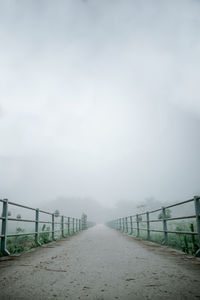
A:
[0, 0, 200, 218]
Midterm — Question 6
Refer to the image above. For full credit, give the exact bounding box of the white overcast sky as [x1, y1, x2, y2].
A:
[0, 0, 200, 209]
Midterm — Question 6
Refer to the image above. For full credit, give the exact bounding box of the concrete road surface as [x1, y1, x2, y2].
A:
[0, 224, 200, 300]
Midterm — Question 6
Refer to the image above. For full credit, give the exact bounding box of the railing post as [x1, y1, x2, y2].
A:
[35, 209, 41, 246]
[61, 216, 64, 237]
[136, 214, 140, 237]
[52, 213, 55, 240]
[125, 217, 128, 233]
[146, 211, 150, 240]
[79, 219, 81, 231]
[119, 218, 122, 231]
[122, 218, 125, 232]
[194, 196, 200, 257]
[1, 199, 10, 255]
[76, 219, 78, 232]
[130, 216, 133, 235]
[68, 217, 70, 235]
[162, 207, 168, 245]
[72, 218, 75, 234]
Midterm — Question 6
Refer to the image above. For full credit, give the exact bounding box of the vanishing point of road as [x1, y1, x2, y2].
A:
[0, 225, 200, 300]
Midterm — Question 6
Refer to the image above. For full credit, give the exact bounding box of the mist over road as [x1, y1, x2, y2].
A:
[0, 225, 200, 299]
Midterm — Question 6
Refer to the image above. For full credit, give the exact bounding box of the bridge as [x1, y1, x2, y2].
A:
[0, 197, 200, 299]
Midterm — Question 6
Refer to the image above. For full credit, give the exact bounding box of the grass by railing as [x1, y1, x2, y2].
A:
[107, 196, 200, 257]
[0, 198, 87, 256]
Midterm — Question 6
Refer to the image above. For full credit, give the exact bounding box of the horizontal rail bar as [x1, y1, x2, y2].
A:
[164, 215, 196, 221]
[39, 209, 53, 215]
[149, 219, 163, 223]
[149, 208, 162, 214]
[8, 201, 36, 211]
[6, 229, 67, 238]
[148, 229, 198, 235]
[139, 215, 196, 223]
[148, 229, 166, 233]
[137, 212, 146, 216]
[130, 227, 147, 230]
[39, 230, 63, 234]
[127, 220, 147, 223]
[165, 198, 194, 209]
[167, 230, 198, 235]
[126, 227, 198, 235]
[7, 232, 37, 237]
[38, 221, 52, 224]
[38, 221, 73, 224]
[2, 199, 80, 220]
[7, 218, 36, 223]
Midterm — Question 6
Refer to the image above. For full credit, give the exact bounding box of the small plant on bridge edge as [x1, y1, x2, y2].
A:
[39, 224, 51, 244]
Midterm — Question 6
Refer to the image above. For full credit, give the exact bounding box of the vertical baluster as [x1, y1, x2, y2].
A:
[119, 218, 122, 231]
[61, 216, 64, 237]
[72, 218, 75, 233]
[125, 217, 128, 233]
[194, 196, 200, 257]
[35, 209, 41, 246]
[130, 216, 133, 235]
[68, 217, 70, 235]
[1, 199, 10, 255]
[136, 214, 140, 237]
[52, 213, 55, 240]
[79, 219, 81, 231]
[146, 211, 150, 240]
[162, 207, 168, 245]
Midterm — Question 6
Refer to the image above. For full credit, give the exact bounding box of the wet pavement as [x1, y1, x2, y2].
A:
[0, 224, 200, 300]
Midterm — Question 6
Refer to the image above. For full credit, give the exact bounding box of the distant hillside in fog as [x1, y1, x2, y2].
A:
[40, 195, 195, 223]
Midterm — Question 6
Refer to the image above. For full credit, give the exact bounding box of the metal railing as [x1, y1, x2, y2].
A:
[0, 198, 84, 256]
[107, 196, 200, 257]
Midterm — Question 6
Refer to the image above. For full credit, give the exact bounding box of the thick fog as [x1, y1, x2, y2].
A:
[0, 0, 200, 222]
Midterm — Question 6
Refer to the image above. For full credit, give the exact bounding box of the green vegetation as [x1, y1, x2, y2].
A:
[129, 220, 199, 255]
[7, 233, 35, 255]
[54, 210, 60, 217]
[39, 224, 51, 244]
[0, 223, 53, 256]
[158, 208, 172, 219]
[81, 213, 87, 229]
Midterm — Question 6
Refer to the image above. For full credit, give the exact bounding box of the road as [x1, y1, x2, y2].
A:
[0, 224, 200, 300]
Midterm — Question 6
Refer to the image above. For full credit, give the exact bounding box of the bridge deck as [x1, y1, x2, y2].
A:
[0, 224, 200, 300]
